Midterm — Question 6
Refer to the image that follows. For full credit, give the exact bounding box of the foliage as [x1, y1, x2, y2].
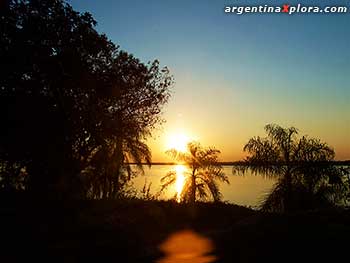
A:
[234, 124, 350, 212]
[139, 180, 159, 201]
[161, 142, 229, 203]
[0, 161, 27, 191]
[0, 0, 173, 198]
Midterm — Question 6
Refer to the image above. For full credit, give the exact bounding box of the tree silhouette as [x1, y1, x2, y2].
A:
[234, 124, 349, 212]
[79, 57, 172, 199]
[0, 0, 172, 198]
[161, 142, 229, 203]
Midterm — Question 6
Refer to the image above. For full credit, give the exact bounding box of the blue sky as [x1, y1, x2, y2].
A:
[69, 0, 350, 160]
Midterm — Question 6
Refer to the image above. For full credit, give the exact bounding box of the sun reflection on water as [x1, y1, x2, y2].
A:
[174, 165, 186, 202]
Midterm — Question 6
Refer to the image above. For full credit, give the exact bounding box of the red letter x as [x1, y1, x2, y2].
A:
[282, 4, 290, 12]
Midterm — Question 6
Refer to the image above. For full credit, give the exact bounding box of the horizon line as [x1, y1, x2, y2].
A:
[127, 160, 350, 165]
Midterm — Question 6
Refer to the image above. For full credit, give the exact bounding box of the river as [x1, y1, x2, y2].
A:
[131, 165, 276, 208]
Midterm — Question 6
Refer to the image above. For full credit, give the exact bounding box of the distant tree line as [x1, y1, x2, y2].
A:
[0, 0, 173, 199]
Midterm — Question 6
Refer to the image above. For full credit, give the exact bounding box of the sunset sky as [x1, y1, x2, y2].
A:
[70, 0, 350, 161]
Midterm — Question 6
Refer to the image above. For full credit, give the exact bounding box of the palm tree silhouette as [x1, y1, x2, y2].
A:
[82, 136, 151, 199]
[234, 124, 349, 212]
[161, 142, 229, 203]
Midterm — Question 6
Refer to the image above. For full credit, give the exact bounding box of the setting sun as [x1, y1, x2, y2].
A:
[166, 133, 190, 152]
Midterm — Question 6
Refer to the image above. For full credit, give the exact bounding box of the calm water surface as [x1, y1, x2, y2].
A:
[132, 165, 276, 208]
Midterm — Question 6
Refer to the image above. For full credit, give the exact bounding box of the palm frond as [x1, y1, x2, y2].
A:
[162, 141, 228, 203]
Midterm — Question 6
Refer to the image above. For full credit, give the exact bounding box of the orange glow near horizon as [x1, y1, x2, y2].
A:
[148, 121, 350, 162]
[165, 132, 191, 202]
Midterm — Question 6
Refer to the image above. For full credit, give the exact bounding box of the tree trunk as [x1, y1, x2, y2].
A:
[190, 169, 196, 204]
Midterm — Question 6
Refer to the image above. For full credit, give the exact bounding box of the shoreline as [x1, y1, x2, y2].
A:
[1, 198, 350, 262]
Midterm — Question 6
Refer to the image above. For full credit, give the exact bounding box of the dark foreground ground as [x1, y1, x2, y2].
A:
[1, 194, 350, 263]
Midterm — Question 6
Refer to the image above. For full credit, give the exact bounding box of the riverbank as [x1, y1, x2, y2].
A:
[1, 196, 349, 262]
